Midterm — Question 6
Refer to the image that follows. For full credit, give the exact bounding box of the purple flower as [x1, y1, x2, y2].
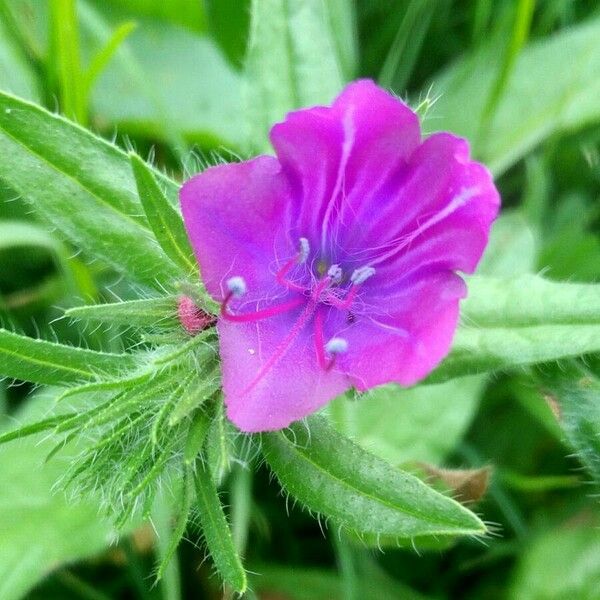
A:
[180, 80, 500, 432]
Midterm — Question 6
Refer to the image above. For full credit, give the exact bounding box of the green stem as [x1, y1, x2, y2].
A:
[331, 530, 358, 600]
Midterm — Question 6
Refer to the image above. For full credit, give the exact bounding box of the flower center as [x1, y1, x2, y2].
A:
[219, 238, 375, 374]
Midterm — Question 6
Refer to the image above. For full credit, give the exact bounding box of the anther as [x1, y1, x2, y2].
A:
[298, 237, 310, 263]
[323, 337, 348, 372]
[325, 337, 348, 355]
[226, 276, 247, 298]
[350, 266, 375, 285]
[327, 264, 342, 283]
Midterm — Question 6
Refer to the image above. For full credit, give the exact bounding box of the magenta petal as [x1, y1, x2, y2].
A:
[218, 308, 348, 432]
[270, 80, 421, 249]
[270, 107, 344, 248]
[329, 81, 420, 231]
[331, 272, 467, 388]
[351, 133, 499, 273]
[180, 156, 292, 300]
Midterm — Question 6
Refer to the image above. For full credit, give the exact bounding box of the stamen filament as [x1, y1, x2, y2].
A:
[314, 309, 327, 370]
[326, 285, 357, 310]
[276, 258, 305, 292]
[314, 309, 347, 372]
[221, 294, 305, 323]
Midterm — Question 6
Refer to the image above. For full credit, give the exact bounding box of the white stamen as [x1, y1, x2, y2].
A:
[350, 266, 375, 285]
[226, 276, 247, 298]
[298, 237, 310, 263]
[325, 337, 348, 355]
[327, 264, 343, 283]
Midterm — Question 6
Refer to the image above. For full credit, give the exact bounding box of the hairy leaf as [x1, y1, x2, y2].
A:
[130, 153, 196, 274]
[542, 363, 600, 487]
[66, 296, 179, 329]
[0, 328, 137, 385]
[429, 16, 600, 175]
[194, 460, 247, 593]
[244, 0, 344, 150]
[262, 416, 486, 539]
[0, 91, 178, 289]
[428, 276, 600, 382]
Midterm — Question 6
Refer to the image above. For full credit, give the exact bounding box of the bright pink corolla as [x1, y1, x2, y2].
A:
[180, 80, 500, 432]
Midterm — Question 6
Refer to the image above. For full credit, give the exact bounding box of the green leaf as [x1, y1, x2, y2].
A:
[0, 392, 120, 600]
[65, 296, 179, 329]
[49, 0, 86, 123]
[169, 367, 219, 426]
[96, 0, 207, 33]
[378, 0, 436, 91]
[476, 0, 535, 146]
[250, 565, 428, 600]
[431, 324, 600, 384]
[509, 517, 600, 600]
[155, 467, 193, 582]
[244, 0, 345, 151]
[262, 416, 486, 539]
[429, 16, 600, 175]
[0, 219, 65, 254]
[428, 275, 600, 383]
[542, 364, 600, 487]
[462, 275, 600, 328]
[83, 20, 137, 101]
[184, 409, 212, 464]
[194, 460, 247, 594]
[0, 91, 179, 290]
[329, 376, 485, 466]
[130, 153, 196, 274]
[0, 328, 137, 385]
[0, 8, 40, 101]
[83, 5, 243, 149]
[323, 0, 357, 81]
[476, 211, 538, 276]
[0, 219, 97, 301]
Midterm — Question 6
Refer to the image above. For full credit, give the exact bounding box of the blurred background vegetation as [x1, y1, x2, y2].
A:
[0, 0, 599, 598]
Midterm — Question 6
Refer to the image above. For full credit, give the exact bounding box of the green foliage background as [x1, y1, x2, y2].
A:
[1, 0, 600, 598]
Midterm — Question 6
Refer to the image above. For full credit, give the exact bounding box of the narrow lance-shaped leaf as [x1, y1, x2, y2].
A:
[130, 153, 197, 274]
[463, 275, 600, 327]
[155, 467, 194, 581]
[429, 16, 600, 175]
[194, 460, 247, 594]
[184, 408, 212, 464]
[541, 363, 600, 488]
[244, 0, 344, 150]
[49, 0, 86, 123]
[83, 21, 137, 102]
[0, 328, 137, 385]
[262, 416, 486, 539]
[0, 92, 178, 290]
[427, 275, 600, 383]
[66, 296, 179, 329]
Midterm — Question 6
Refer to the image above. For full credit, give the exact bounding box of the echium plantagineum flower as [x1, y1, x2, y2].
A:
[180, 80, 500, 432]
